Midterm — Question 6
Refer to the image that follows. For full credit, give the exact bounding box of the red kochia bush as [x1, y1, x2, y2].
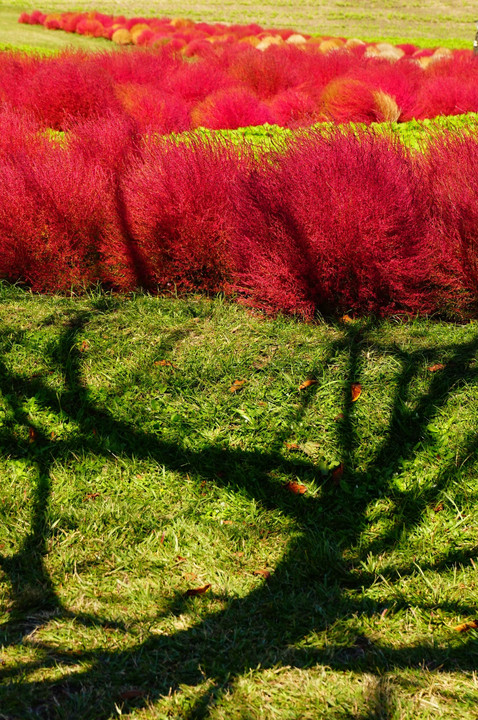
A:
[18, 51, 121, 130]
[424, 134, 478, 303]
[0, 144, 112, 292]
[109, 137, 252, 291]
[231, 130, 434, 317]
[191, 87, 274, 129]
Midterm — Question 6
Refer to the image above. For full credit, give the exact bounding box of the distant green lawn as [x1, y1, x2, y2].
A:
[1, 284, 478, 718]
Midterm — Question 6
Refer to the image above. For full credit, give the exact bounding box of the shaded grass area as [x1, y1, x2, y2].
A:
[1, 283, 478, 718]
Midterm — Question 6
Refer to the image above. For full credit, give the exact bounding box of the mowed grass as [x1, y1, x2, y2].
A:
[1, 282, 478, 718]
[0, 0, 476, 51]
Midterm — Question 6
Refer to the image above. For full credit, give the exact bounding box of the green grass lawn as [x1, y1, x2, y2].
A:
[1, 283, 478, 718]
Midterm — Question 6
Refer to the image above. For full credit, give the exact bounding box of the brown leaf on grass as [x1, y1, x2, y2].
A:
[331, 463, 344, 486]
[285, 481, 307, 495]
[428, 363, 445, 373]
[285, 442, 300, 451]
[176, 555, 187, 562]
[351, 383, 362, 402]
[453, 619, 478, 633]
[119, 689, 145, 700]
[154, 359, 176, 368]
[341, 314, 354, 324]
[253, 569, 271, 579]
[79, 340, 89, 352]
[185, 584, 211, 597]
[298, 379, 318, 390]
[229, 379, 246, 393]
[334, 412, 344, 422]
[83, 492, 100, 501]
[434, 503, 444, 513]
[28, 427, 37, 443]
[221, 520, 233, 525]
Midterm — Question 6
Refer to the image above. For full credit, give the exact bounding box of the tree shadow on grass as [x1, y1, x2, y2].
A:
[1, 296, 478, 718]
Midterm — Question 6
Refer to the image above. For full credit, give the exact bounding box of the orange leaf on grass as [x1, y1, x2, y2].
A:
[428, 363, 445, 373]
[185, 584, 211, 597]
[79, 340, 89, 352]
[253, 569, 271, 579]
[229, 379, 246, 393]
[28, 427, 37, 443]
[83, 492, 100, 501]
[285, 481, 307, 495]
[298, 379, 318, 390]
[351, 383, 362, 402]
[341, 314, 354, 324]
[453, 619, 478, 633]
[154, 359, 176, 368]
[285, 442, 300, 451]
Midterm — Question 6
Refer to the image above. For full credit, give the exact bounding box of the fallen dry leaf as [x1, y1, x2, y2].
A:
[428, 363, 445, 373]
[341, 314, 354, 324]
[221, 520, 233, 525]
[185, 584, 211, 597]
[331, 463, 344, 485]
[83, 492, 100, 501]
[285, 481, 307, 495]
[351, 383, 362, 402]
[154, 359, 176, 368]
[253, 569, 271, 579]
[285, 442, 300, 451]
[176, 555, 187, 563]
[79, 340, 89, 352]
[298, 379, 318, 391]
[229, 379, 246, 393]
[434, 503, 444, 513]
[453, 619, 478, 633]
[28, 427, 37, 443]
[119, 689, 145, 701]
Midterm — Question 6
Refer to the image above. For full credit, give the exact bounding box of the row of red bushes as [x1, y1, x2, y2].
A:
[17, 9, 461, 65]
[19, 9, 308, 48]
[1, 108, 477, 318]
[1, 46, 478, 132]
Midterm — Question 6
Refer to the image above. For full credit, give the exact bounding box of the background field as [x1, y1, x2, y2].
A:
[0, 0, 477, 50]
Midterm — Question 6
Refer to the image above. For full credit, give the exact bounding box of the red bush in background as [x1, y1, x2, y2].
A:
[115, 137, 251, 291]
[17, 51, 121, 130]
[191, 87, 274, 129]
[0, 143, 111, 292]
[231, 130, 436, 316]
[425, 134, 478, 302]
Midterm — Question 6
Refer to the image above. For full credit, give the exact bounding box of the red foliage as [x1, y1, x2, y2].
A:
[16, 51, 121, 129]
[0, 143, 111, 292]
[106, 137, 250, 291]
[268, 88, 321, 127]
[424, 134, 478, 303]
[191, 87, 274, 129]
[116, 83, 191, 133]
[232, 130, 434, 316]
[320, 77, 381, 123]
